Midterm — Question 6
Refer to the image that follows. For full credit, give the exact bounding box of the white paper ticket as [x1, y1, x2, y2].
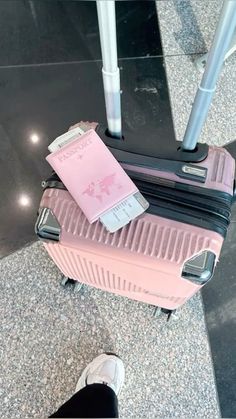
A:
[48, 126, 85, 152]
[100, 192, 149, 233]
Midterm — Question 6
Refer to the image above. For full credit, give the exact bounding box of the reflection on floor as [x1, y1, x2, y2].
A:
[0, 56, 175, 258]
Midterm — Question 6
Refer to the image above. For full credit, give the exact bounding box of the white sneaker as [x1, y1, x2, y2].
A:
[75, 353, 125, 396]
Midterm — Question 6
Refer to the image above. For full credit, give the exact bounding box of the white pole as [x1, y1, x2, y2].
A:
[96, 0, 122, 138]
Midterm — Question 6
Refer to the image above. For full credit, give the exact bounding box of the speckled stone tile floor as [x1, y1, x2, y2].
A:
[157, 0, 223, 56]
[157, 0, 236, 148]
[164, 53, 236, 146]
[0, 242, 220, 418]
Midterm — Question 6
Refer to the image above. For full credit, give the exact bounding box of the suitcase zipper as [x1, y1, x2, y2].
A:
[125, 168, 233, 205]
[132, 178, 231, 221]
[145, 195, 229, 238]
[42, 173, 230, 238]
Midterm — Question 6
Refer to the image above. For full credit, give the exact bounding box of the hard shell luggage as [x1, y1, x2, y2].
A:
[36, 1, 236, 313]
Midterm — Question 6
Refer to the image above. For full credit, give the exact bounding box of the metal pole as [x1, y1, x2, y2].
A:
[96, 0, 122, 138]
[182, 0, 236, 150]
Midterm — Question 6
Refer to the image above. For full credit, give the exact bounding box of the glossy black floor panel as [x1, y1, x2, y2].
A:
[0, 57, 175, 258]
[0, 0, 162, 66]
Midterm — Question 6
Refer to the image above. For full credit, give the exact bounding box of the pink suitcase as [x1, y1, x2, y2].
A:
[36, 142, 234, 311]
[36, 2, 236, 316]
[36, 189, 223, 311]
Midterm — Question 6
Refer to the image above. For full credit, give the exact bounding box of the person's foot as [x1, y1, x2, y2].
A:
[75, 353, 125, 396]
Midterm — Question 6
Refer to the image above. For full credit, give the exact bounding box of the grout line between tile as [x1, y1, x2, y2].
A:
[0, 52, 206, 70]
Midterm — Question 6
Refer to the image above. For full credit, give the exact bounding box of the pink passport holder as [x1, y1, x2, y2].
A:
[46, 129, 139, 223]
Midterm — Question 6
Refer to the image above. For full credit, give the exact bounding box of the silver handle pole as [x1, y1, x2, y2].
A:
[96, 0, 122, 138]
[182, 0, 236, 150]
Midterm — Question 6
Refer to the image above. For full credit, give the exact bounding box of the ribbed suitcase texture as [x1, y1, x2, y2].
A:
[40, 186, 223, 310]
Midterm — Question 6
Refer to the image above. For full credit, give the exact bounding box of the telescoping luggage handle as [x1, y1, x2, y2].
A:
[182, 0, 236, 150]
[96, 0, 236, 150]
[96, 1, 121, 138]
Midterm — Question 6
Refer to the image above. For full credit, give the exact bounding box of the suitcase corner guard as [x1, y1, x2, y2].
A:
[35, 207, 61, 242]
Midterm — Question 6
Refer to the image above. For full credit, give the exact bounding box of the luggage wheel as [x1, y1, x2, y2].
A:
[60, 275, 83, 292]
[153, 306, 179, 322]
